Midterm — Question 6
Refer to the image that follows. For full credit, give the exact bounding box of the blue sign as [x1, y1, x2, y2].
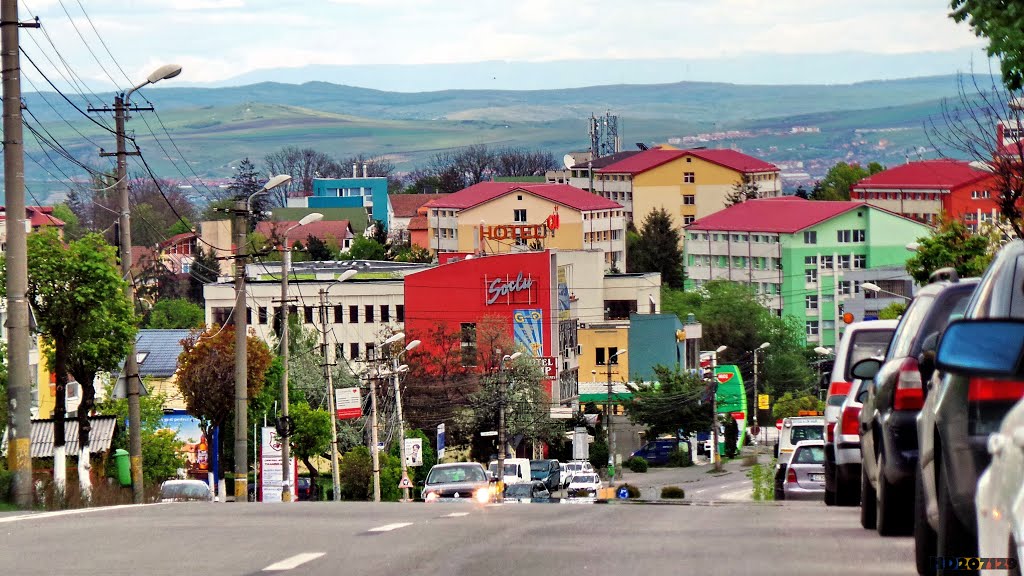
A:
[617, 487, 629, 499]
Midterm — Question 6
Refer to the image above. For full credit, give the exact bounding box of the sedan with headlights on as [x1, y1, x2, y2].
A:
[422, 462, 493, 504]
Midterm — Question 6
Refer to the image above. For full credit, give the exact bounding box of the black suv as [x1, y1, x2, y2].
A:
[854, 272, 978, 536]
[916, 240, 1024, 576]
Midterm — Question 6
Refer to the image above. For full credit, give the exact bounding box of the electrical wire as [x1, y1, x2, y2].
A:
[19, 48, 117, 135]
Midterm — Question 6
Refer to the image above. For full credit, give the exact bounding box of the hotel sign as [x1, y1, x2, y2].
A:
[480, 224, 550, 242]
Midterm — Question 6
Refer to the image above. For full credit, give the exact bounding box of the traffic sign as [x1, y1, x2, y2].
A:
[758, 394, 770, 410]
[775, 419, 783, 430]
[480, 430, 498, 437]
[398, 475, 412, 489]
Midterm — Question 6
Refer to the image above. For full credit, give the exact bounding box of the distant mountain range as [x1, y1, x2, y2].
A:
[15, 72, 993, 204]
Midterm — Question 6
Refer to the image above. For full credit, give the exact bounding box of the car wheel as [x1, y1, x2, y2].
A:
[915, 471, 937, 576]
[837, 466, 860, 507]
[860, 464, 877, 530]
[774, 466, 785, 501]
[824, 452, 836, 506]
[876, 452, 912, 536]
[936, 461, 977, 575]
[1009, 535, 1021, 576]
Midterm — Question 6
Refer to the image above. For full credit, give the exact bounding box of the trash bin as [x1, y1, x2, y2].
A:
[114, 449, 131, 487]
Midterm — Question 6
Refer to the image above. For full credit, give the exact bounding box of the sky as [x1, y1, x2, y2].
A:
[18, 0, 991, 92]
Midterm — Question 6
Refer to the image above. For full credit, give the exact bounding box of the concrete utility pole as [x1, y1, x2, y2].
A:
[753, 342, 770, 432]
[382, 332, 418, 502]
[606, 349, 627, 481]
[318, 288, 342, 502]
[369, 373, 381, 503]
[2, 0, 38, 509]
[496, 352, 521, 504]
[233, 198, 249, 502]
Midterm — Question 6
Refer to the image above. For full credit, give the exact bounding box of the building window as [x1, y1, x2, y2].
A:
[683, 172, 695, 183]
[380, 305, 390, 322]
[820, 255, 834, 269]
[460, 322, 477, 366]
[349, 305, 359, 323]
[838, 229, 866, 243]
[366, 343, 376, 361]
[806, 295, 818, 310]
[181, 262, 191, 274]
[683, 215, 695, 225]
[514, 209, 527, 223]
[805, 268, 818, 284]
[804, 256, 817, 266]
[804, 231, 817, 244]
[350, 343, 360, 359]
[596, 347, 606, 366]
[396, 305, 405, 322]
[609, 346, 620, 364]
[838, 255, 851, 269]
[334, 305, 344, 323]
[839, 280, 862, 296]
[304, 306, 314, 324]
[823, 320, 836, 330]
[806, 321, 820, 336]
[854, 254, 866, 269]
[683, 195, 695, 205]
[365, 305, 375, 323]
[258, 307, 268, 325]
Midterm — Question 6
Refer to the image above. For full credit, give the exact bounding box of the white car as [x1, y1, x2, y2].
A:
[560, 461, 594, 489]
[566, 473, 602, 498]
[159, 479, 213, 502]
[976, 393, 1024, 568]
[832, 378, 868, 506]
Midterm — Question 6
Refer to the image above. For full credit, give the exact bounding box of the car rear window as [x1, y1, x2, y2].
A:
[793, 446, 825, 464]
[889, 295, 936, 360]
[827, 394, 847, 407]
[789, 425, 823, 444]
[846, 329, 895, 380]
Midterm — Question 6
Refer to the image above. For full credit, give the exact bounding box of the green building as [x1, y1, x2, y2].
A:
[683, 197, 929, 347]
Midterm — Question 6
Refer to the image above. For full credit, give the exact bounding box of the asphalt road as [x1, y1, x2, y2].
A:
[0, 498, 915, 576]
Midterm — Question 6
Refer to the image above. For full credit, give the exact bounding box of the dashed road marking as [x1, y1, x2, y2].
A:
[0, 504, 149, 524]
[368, 522, 413, 532]
[443, 512, 469, 518]
[263, 552, 325, 571]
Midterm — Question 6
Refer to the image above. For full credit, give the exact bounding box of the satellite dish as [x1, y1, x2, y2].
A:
[563, 154, 575, 169]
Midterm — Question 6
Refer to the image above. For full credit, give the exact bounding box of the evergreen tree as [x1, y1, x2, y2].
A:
[724, 174, 761, 206]
[305, 234, 333, 261]
[632, 208, 684, 288]
[227, 158, 268, 226]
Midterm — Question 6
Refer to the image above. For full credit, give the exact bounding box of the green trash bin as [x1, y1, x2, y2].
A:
[114, 449, 131, 487]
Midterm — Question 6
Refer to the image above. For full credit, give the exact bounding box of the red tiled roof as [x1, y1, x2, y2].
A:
[388, 194, 451, 218]
[686, 198, 865, 233]
[0, 206, 65, 228]
[255, 220, 354, 243]
[597, 148, 777, 175]
[428, 182, 620, 211]
[407, 215, 428, 231]
[157, 232, 197, 250]
[851, 160, 989, 191]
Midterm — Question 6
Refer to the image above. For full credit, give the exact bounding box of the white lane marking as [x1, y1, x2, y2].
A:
[718, 488, 753, 501]
[0, 504, 149, 524]
[443, 512, 469, 518]
[694, 489, 707, 494]
[263, 552, 325, 571]
[368, 522, 413, 532]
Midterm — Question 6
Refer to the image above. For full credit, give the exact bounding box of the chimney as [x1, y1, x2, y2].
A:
[352, 163, 358, 178]
[362, 163, 368, 178]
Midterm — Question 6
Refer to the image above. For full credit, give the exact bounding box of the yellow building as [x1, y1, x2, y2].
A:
[425, 182, 627, 270]
[571, 147, 781, 232]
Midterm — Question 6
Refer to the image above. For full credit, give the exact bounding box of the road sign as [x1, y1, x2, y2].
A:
[437, 424, 445, 461]
[405, 438, 423, 467]
[480, 430, 498, 437]
[758, 394, 770, 410]
[335, 387, 362, 420]
[617, 487, 629, 499]
[398, 475, 412, 489]
[775, 419, 783, 430]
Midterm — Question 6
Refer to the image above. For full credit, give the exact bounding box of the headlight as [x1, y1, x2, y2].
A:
[474, 488, 491, 504]
[425, 492, 439, 502]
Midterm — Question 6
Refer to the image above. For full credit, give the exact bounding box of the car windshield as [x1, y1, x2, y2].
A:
[793, 446, 825, 464]
[573, 474, 597, 484]
[160, 482, 210, 501]
[846, 329, 895, 379]
[530, 461, 547, 471]
[789, 425, 824, 443]
[426, 465, 486, 485]
[505, 484, 533, 497]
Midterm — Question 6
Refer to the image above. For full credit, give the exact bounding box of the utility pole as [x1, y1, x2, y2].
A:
[2, 0, 38, 509]
[393, 353, 409, 502]
[606, 359, 613, 480]
[495, 352, 520, 504]
[369, 373, 381, 503]
[233, 199, 249, 502]
[319, 289, 341, 502]
[278, 248, 293, 502]
[710, 346, 726, 472]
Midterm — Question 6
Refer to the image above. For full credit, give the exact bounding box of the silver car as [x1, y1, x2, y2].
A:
[422, 462, 493, 504]
[783, 440, 826, 501]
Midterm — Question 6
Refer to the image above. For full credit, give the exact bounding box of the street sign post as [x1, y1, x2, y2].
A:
[480, 430, 498, 437]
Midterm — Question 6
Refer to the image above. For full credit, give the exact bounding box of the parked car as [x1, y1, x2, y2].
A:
[783, 440, 826, 501]
[560, 461, 594, 489]
[422, 462, 493, 503]
[504, 480, 552, 503]
[488, 458, 531, 486]
[974, 347, 1024, 573]
[566, 472, 602, 498]
[295, 477, 315, 501]
[823, 319, 898, 506]
[917, 241, 1024, 575]
[773, 416, 824, 500]
[832, 377, 868, 507]
[630, 439, 680, 465]
[159, 479, 213, 502]
[529, 459, 560, 492]
[855, 274, 977, 535]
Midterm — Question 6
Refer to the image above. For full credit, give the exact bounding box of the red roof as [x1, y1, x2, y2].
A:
[157, 231, 197, 250]
[597, 148, 778, 175]
[429, 182, 620, 211]
[407, 215, 428, 231]
[687, 198, 865, 233]
[0, 206, 65, 228]
[851, 160, 989, 191]
[255, 220, 354, 243]
[388, 193, 451, 218]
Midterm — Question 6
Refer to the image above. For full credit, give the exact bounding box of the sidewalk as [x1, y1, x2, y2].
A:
[613, 450, 768, 501]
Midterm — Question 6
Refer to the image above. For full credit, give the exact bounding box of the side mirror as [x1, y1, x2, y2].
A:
[936, 319, 1024, 377]
[851, 357, 883, 380]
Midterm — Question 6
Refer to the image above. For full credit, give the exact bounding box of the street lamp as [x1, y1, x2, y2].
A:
[110, 63, 182, 504]
[711, 345, 727, 471]
[606, 348, 627, 481]
[496, 351, 523, 504]
[233, 172, 295, 503]
[316, 268, 359, 502]
[278, 211, 322, 503]
[752, 342, 770, 435]
[380, 332, 421, 502]
[861, 282, 912, 302]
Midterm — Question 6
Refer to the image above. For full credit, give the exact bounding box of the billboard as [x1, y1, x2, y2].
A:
[513, 309, 544, 357]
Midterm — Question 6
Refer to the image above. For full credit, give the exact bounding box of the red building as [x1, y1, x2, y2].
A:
[850, 160, 999, 230]
[404, 251, 562, 399]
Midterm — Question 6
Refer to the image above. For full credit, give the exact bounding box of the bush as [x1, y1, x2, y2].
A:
[619, 483, 641, 498]
[0, 464, 12, 503]
[660, 486, 685, 499]
[626, 457, 649, 473]
[666, 448, 693, 468]
[747, 463, 775, 501]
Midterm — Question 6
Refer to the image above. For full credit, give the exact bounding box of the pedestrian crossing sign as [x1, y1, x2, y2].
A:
[398, 475, 413, 489]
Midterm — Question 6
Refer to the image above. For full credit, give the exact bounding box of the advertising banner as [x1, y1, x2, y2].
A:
[437, 424, 445, 460]
[405, 438, 423, 467]
[260, 426, 296, 503]
[335, 387, 362, 420]
[513, 308, 544, 356]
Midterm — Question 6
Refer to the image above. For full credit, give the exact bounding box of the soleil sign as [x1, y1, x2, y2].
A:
[486, 272, 535, 305]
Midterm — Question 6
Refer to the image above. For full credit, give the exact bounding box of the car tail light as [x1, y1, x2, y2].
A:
[894, 357, 924, 411]
[787, 468, 797, 483]
[968, 378, 1024, 402]
[841, 405, 861, 436]
[827, 381, 852, 398]
[826, 421, 836, 443]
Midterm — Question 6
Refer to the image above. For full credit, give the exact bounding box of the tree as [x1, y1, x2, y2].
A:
[338, 446, 372, 500]
[263, 147, 342, 206]
[630, 208, 684, 288]
[724, 174, 761, 206]
[793, 185, 809, 199]
[369, 219, 389, 247]
[345, 237, 386, 261]
[905, 218, 1000, 285]
[492, 147, 558, 177]
[287, 401, 333, 487]
[168, 218, 193, 236]
[454, 144, 494, 185]
[624, 366, 712, 438]
[811, 162, 878, 201]
[129, 176, 198, 246]
[0, 229, 136, 497]
[97, 391, 185, 485]
[951, 0, 1024, 90]
[50, 204, 84, 240]
[341, 153, 402, 193]
[407, 151, 468, 194]
[176, 325, 273, 484]
[226, 158, 267, 223]
[403, 322, 478, 435]
[304, 235, 333, 261]
[772, 392, 825, 419]
[147, 298, 205, 329]
[878, 301, 908, 320]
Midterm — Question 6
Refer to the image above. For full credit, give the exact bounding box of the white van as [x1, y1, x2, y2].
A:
[488, 458, 531, 485]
